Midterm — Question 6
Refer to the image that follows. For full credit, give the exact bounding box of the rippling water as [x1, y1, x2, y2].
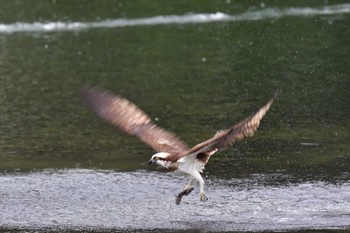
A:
[1, 169, 349, 232]
[0, 1, 349, 232]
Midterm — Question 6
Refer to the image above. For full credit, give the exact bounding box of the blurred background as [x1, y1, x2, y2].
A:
[1, 0, 349, 178]
[0, 1, 349, 232]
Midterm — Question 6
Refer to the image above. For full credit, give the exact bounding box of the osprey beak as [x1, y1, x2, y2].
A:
[148, 159, 156, 165]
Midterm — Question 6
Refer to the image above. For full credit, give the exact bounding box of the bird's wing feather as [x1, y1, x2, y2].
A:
[187, 90, 280, 156]
[81, 88, 189, 154]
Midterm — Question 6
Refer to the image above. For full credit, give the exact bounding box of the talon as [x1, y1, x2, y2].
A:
[200, 193, 208, 202]
[175, 191, 185, 205]
[175, 187, 195, 205]
[175, 195, 182, 205]
[183, 187, 194, 196]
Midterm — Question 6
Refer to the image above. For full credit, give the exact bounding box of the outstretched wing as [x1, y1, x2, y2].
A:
[81, 87, 189, 154]
[187, 90, 280, 156]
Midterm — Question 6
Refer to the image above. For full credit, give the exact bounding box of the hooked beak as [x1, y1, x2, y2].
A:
[148, 159, 156, 165]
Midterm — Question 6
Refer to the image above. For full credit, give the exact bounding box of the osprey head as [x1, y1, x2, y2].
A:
[149, 152, 171, 167]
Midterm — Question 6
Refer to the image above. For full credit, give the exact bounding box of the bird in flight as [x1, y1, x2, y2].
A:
[81, 88, 280, 204]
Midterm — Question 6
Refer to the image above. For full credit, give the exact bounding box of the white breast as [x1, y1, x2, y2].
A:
[177, 153, 205, 175]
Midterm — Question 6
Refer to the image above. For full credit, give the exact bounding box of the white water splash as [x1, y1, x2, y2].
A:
[0, 169, 349, 231]
[0, 4, 349, 34]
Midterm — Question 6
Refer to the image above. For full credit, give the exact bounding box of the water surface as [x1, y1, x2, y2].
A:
[1, 169, 350, 232]
[0, 1, 349, 232]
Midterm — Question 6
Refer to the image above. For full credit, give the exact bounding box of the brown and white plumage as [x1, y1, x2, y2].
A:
[81, 88, 189, 155]
[81, 87, 280, 204]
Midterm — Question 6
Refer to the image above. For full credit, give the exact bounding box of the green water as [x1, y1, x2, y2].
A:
[0, 1, 349, 180]
[1, 1, 350, 232]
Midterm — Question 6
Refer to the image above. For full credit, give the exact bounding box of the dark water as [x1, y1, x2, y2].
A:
[0, 1, 349, 232]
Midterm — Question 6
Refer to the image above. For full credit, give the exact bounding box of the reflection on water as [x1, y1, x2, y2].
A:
[1, 169, 349, 232]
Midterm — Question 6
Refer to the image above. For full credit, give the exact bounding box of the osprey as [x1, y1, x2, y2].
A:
[81, 88, 280, 204]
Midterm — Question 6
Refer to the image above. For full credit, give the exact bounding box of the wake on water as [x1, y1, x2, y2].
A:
[0, 4, 349, 34]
